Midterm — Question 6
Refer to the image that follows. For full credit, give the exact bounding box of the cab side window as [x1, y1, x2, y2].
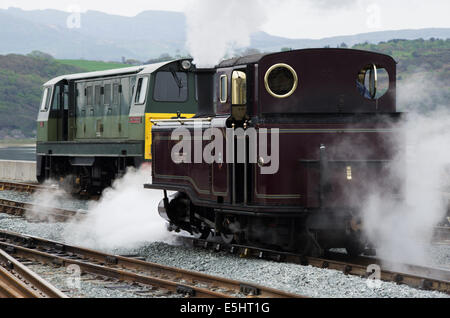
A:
[40, 87, 52, 111]
[219, 75, 228, 103]
[356, 64, 390, 100]
[135, 77, 149, 105]
[51, 85, 61, 110]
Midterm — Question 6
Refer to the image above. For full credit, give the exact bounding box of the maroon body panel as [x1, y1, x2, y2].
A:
[253, 121, 396, 208]
[258, 49, 396, 114]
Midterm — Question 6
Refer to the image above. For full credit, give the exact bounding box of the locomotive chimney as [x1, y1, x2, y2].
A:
[196, 68, 216, 117]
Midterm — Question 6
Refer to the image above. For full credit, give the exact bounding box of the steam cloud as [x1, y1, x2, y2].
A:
[361, 75, 450, 266]
[28, 180, 78, 223]
[185, 0, 268, 67]
[63, 166, 174, 251]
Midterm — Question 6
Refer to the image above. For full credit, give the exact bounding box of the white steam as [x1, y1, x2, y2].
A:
[361, 75, 450, 266]
[28, 180, 74, 223]
[64, 166, 174, 251]
[185, 0, 268, 67]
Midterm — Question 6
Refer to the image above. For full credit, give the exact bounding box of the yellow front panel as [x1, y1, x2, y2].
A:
[145, 113, 195, 160]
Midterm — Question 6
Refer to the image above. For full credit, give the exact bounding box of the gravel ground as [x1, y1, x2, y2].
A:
[0, 211, 448, 298]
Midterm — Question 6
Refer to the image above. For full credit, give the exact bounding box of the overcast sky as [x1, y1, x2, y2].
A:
[1, 0, 449, 39]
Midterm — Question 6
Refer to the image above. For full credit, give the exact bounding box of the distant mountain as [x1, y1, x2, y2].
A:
[0, 8, 449, 61]
[251, 28, 450, 52]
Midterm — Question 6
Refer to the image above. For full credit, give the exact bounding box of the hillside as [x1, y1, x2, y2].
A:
[57, 59, 129, 72]
[0, 52, 121, 138]
[352, 38, 450, 112]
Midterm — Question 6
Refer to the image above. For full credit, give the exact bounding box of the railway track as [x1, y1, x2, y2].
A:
[0, 230, 303, 298]
[0, 196, 447, 295]
[434, 226, 450, 244]
[0, 181, 99, 200]
[0, 248, 67, 298]
[183, 236, 450, 295]
[0, 181, 53, 193]
[0, 198, 85, 222]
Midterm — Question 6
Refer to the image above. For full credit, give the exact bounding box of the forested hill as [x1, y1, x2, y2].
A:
[353, 38, 450, 113]
[0, 52, 82, 138]
[0, 38, 449, 139]
[353, 38, 449, 78]
[0, 52, 127, 139]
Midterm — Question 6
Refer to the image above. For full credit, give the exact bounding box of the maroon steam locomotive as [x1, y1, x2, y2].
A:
[144, 49, 400, 256]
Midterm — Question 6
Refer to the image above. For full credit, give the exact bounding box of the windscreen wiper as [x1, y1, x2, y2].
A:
[170, 69, 183, 89]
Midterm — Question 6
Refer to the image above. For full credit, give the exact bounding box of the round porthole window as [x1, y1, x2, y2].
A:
[264, 63, 298, 98]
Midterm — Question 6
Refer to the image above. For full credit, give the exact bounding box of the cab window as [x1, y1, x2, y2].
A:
[153, 72, 188, 102]
[356, 64, 390, 100]
[52, 85, 60, 110]
[40, 87, 51, 111]
[135, 77, 149, 104]
[219, 75, 228, 103]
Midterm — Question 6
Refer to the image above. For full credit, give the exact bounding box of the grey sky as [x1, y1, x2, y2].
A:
[0, 0, 449, 39]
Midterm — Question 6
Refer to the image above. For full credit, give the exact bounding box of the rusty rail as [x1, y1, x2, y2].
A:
[0, 230, 303, 298]
[185, 236, 450, 295]
[0, 198, 85, 222]
[0, 249, 67, 298]
[0, 181, 53, 193]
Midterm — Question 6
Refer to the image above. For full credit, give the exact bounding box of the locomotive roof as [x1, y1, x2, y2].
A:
[43, 60, 182, 86]
[217, 48, 396, 68]
[217, 53, 268, 68]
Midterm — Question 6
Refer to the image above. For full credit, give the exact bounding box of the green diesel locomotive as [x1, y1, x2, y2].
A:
[36, 59, 198, 193]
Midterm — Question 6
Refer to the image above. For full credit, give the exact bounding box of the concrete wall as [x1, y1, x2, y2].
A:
[0, 160, 37, 183]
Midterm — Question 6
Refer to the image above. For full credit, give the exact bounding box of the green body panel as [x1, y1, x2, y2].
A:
[128, 121, 144, 140]
[74, 76, 135, 140]
[36, 61, 199, 163]
[37, 121, 47, 142]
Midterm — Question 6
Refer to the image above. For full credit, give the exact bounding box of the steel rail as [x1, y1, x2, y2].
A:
[0, 249, 67, 298]
[0, 198, 85, 222]
[0, 263, 39, 298]
[185, 236, 450, 295]
[0, 181, 53, 193]
[0, 230, 303, 298]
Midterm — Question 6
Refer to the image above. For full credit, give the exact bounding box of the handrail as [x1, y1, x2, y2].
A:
[151, 117, 213, 125]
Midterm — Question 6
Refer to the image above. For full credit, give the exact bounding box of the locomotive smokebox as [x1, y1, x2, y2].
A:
[196, 68, 216, 117]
